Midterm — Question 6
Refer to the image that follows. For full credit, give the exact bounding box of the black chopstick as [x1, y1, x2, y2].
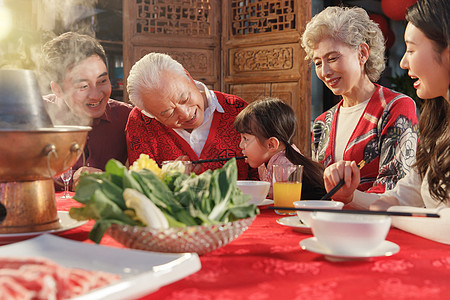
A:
[191, 156, 247, 164]
[269, 206, 441, 218]
[320, 160, 366, 200]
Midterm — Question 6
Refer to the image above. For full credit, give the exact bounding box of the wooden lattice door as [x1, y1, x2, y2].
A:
[123, 0, 312, 153]
[122, 0, 221, 100]
[222, 0, 312, 154]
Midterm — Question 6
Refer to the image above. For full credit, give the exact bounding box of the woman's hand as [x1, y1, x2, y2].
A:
[323, 160, 360, 204]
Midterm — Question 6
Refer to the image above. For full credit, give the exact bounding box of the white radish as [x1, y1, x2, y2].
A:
[123, 188, 169, 229]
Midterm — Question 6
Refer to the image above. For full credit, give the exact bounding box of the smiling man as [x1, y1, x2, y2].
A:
[126, 52, 257, 180]
[40, 32, 132, 189]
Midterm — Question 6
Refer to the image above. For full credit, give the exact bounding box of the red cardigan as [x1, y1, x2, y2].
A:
[126, 91, 257, 180]
[312, 84, 419, 193]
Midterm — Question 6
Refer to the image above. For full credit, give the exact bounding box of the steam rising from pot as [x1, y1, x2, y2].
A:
[0, 0, 103, 126]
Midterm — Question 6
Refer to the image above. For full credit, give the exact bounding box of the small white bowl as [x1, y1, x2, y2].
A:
[293, 200, 344, 227]
[236, 180, 270, 205]
[310, 212, 391, 256]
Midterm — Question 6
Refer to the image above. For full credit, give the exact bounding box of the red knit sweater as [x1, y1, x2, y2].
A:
[126, 91, 257, 180]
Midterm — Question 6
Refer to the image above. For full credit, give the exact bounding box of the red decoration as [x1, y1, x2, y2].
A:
[385, 28, 396, 50]
[381, 0, 418, 20]
[369, 14, 389, 34]
[369, 14, 395, 50]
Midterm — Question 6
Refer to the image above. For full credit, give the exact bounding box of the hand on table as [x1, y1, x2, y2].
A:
[323, 160, 360, 204]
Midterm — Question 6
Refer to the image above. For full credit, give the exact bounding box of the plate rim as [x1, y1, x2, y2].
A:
[256, 199, 274, 207]
[299, 237, 400, 259]
[0, 211, 87, 238]
[0, 234, 201, 300]
[276, 216, 310, 229]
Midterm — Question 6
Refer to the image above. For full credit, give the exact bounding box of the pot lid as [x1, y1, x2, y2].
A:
[0, 69, 54, 130]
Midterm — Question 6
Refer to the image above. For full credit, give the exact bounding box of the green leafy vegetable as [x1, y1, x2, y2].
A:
[69, 158, 259, 243]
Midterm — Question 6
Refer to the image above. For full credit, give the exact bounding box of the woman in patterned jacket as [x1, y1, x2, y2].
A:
[323, 0, 450, 244]
[301, 6, 418, 208]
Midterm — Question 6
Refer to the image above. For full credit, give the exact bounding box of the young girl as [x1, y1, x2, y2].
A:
[233, 97, 326, 200]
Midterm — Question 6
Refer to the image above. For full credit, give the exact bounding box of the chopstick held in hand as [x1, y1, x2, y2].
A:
[191, 156, 247, 164]
[320, 160, 366, 200]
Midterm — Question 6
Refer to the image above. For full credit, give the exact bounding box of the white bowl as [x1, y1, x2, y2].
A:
[310, 212, 391, 256]
[293, 200, 344, 226]
[236, 180, 270, 205]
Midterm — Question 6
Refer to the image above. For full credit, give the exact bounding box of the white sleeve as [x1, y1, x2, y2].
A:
[346, 168, 424, 210]
[346, 190, 381, 210]
[383, 169, 425, 207]
[389, 206, 450, 245]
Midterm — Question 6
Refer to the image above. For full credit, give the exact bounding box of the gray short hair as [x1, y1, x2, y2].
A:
[127, 52, 189, 109]
[301, 6, 386, 82]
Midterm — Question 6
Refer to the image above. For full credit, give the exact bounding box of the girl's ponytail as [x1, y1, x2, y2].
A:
[284, 143, 326, 199]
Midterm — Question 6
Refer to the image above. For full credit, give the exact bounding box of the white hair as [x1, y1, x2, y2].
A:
[301, 6, 386, 82]
[127, 52, 189, 110]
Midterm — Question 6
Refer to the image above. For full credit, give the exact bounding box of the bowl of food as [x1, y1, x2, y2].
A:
[293, 200, 344, 226]
[310, 212, 391, 256]
[69, 155, 259, 255]
[236, 180, 270, 205]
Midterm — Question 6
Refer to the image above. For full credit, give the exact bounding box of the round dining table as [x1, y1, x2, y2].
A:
[49, 193, 450, 299]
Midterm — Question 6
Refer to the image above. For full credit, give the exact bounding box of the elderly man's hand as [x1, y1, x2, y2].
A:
[177, 155, 202, 174]
[73, 166, 102, 188]
[323, 160, 360, 204]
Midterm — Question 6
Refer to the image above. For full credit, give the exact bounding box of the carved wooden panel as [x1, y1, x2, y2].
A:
[228, 43, 302, 81]
[231, 0, 296, 35]
[132, 46, 216, 84]
[229, 81, 310, 150]
[135, 0, 212, 36]
[229, 83, 271, 103]
[123, 0, 221, 100]
[231, 45, 293, 73]
[223, 0, 312, 154]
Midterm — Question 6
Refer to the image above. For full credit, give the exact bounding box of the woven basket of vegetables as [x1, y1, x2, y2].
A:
[69, 155, 259, 255]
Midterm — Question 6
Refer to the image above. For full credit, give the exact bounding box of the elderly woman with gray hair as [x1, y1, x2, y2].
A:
[301, 6, 419, 208]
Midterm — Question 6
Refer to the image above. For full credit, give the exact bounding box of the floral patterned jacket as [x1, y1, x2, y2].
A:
[312, 84, 418, 193]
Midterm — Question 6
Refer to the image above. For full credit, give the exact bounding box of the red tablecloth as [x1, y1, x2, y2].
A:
[54, 193, 450, 299]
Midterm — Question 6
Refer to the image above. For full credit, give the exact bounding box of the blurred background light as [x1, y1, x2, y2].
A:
[0, 0, 13, 41]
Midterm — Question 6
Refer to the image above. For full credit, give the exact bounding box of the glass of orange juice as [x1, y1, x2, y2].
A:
[273, 165, 303, 215]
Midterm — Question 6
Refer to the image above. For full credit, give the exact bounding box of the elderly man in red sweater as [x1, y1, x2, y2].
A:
[126, 52, 256, 180]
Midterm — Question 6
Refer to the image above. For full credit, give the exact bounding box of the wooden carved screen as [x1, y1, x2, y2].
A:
[222, 0, 312, 154]
[122, 0, 221, 101]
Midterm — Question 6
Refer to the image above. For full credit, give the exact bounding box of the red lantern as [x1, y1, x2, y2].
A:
[385, 28, 395, 50]
[369, 14, 395, 50]
[369, 14, 389, 34]
[381, 0, 418, 21]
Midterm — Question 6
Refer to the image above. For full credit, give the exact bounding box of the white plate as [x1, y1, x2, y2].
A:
[299, 237, 400, 262]
[0, 234, 201, 299]
[276, 216, 311, 234]
[257, 199, 274, 207]
[0, 211, 87, 245]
